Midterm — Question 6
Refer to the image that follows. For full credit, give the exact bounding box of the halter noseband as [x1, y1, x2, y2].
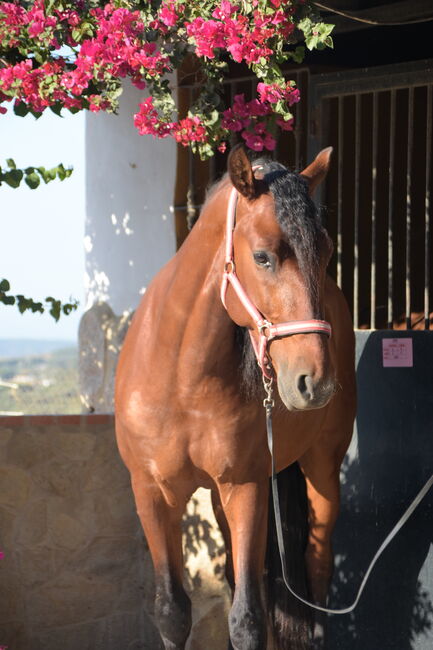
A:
[220, 177, 332, 379]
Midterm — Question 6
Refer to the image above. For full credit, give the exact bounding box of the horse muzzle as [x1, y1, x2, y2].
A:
[277, 368, 336, 411]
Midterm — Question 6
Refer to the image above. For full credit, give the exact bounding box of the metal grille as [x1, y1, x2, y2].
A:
[310, 60, 433, 330]
[174, 60, 433, 331]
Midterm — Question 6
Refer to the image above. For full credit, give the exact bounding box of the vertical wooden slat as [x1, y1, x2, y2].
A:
[229, 81, 237, 149]
[425, 84, 432, 329]
[353, 94, 361, 329]
[186, 88, 196, 230]
[371, 92, 378, 330]
[293, 71, 300, 169]
[388, 89, 396, 329]
[337, 96, 344, 289]
[405, 87, 414, 328]
[209, 151, 216, 183]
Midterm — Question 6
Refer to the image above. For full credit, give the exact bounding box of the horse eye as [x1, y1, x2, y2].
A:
[253, 251, 272, 268]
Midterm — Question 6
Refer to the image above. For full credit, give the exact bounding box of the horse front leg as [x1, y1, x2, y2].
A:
[131, 471, 192, 650]
[211, 489, 236, 650]
[218, 479, 269, 650]
[299, 446, 345, 650]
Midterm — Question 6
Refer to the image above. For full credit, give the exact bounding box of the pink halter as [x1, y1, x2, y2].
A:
[220, 180, 332, 379]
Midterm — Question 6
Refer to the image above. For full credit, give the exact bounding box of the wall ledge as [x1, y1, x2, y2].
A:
[0, 413, 114, 428]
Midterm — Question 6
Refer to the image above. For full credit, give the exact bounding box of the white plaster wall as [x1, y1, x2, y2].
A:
[85, 83, 177, 316]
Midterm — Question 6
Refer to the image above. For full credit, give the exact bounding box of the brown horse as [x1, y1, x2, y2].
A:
[115, 145, 356, 650]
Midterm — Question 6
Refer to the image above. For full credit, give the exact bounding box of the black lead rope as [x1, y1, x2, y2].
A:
[264, 378, 433, 615]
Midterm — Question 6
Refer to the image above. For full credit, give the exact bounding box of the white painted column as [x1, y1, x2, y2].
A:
[84, 83, 177, 315]
[80, 84, 177, 412]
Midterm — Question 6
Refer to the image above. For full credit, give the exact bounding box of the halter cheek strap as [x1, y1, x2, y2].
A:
[220, 184, 332, 379]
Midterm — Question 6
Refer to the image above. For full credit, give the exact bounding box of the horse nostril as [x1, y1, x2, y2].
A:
[297, 374, 313, 401]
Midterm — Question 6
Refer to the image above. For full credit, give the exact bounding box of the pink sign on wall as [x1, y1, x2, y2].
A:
[382, 338, 413, 367]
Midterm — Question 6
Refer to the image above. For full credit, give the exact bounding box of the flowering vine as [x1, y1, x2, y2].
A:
[0, 1, 334, 158]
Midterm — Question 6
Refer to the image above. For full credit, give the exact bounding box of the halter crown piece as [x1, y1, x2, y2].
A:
[220, 173, 332, 379]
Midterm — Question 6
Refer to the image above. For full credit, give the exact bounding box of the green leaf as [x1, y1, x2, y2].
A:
[207, 110, 219, 126]
[6, 158, 16, 169]
[39, 169, 50, 183]
[62, 303, 77, 315]
[290, 46, 305, 64]
[16, 295, 28, 314]
[305, 33, 318, 50]
[49, 300, 61, 321]
[4, 169, 23, 188]
[25, 172, 41, 189]
[0, 279, 10, 292]
[30, 301, 43, 313]
[13, 102, 29, 117]
[2, 295, 15, 305]
[318, 23, 335, 38]
[50, 103, 63, 117]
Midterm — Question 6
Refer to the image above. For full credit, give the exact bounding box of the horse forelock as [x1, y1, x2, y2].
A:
[204, 161, 324, 300]
[256, 160, 324, 306]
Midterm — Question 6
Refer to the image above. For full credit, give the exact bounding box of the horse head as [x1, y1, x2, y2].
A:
[223, 144, 336, 411]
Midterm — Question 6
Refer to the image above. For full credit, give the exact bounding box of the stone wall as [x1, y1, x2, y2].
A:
[0, 415, 229, 650]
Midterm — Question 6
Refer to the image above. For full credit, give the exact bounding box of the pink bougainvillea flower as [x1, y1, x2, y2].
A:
[212, 1, 239, 19]
[0, 0, 323, 156]
[263, 132, 276, 150]
[257, 82, 282, 104]
[159, 2, 179, 28]
[221, 108, 248, 132]
[241, 129, 265, 151]
[276, 116, 295, 131]
[242, 122, 276, 151]
[285, 87, 300, 106]
[173, 116, 207, 146]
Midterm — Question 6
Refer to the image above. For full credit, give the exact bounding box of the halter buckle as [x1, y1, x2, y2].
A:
[258, 319, 272, 338]
[262, 375, 274, 410]
[224, 261, 235, 274]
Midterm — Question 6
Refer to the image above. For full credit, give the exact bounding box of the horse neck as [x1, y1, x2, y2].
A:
[172, 181, 239, 376]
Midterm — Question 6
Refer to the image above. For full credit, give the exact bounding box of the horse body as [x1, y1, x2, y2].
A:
[115, 146, 356, 650]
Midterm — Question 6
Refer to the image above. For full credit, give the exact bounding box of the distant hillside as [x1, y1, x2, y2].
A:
[0, 339, 76, 359]
[0, 344, 80, 414]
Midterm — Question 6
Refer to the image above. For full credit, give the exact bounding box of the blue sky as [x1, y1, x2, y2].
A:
[1, 107, 85, 341]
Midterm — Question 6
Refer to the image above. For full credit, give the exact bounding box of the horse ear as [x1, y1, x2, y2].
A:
[300, 147, 333, 195]
[228, 144, 257, 200]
